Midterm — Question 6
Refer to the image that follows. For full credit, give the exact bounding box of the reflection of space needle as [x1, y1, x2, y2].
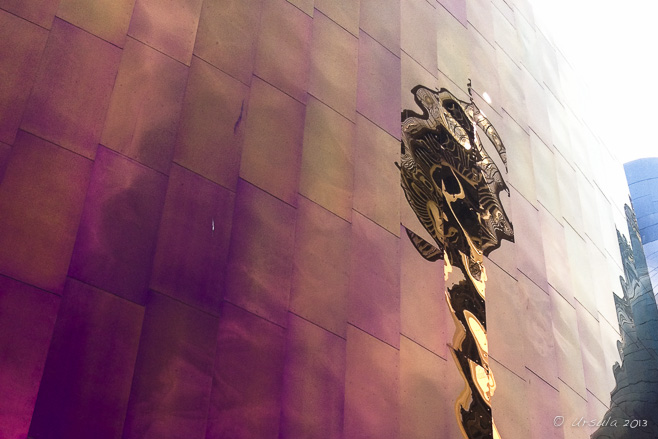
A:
[400, 81, 514, 439]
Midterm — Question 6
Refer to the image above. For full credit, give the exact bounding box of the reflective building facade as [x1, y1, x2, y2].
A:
[0, 0, 653, 438]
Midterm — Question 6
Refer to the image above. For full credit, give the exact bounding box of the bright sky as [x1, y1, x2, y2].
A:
[530, 0, 658, 164]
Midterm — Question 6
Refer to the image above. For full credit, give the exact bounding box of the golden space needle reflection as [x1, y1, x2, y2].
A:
[399, 82, 514, 439]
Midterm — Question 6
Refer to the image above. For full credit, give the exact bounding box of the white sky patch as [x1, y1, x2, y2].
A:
[530, 0, 658, 163]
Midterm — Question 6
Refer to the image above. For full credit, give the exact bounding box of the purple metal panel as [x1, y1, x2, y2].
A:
[0, 131, 92, 293]
[348, 212, 400, 348]
[28, 278, 144, 439]
[0, 0, 60, 28]
[20, 18, 121, 159]
[100, 37, 188, 174]
[150, 164, 234, 314]
[344, 325, 400, 439]
[280, 313, 346, 439]
[0, 276, 59, 439]
[0, 11, 48, 145]
[224, 179, 296, 327]
[205, 302, 285, 439]
[122, 291, 218, 439]
[289, 196, 350, 337]
[0, 141, 9, 183]
[68, 146, 168, 304]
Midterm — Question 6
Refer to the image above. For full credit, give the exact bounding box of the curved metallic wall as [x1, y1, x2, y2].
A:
[0, 0, 643, 439]
[624, 157, 658, 303]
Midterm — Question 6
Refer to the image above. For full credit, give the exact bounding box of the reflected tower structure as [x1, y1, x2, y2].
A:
[593, 205, 658, 438]
[624, 158, 658, 304]
[400, 85, 513, 439]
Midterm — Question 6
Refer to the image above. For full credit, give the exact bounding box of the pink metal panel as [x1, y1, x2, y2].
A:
[122, 291, 218, 439]
[224, 180, 296, 327]
[289, 196, 350, 337]
[150, 164, 234, 314]
[28, 278, 143, 439]
[0, 0, 60, 28]
[206, 302, 285, 439]
[0, 276, 59, 439]
[280, 314, 346, 439]
[344, 325, 400, 439]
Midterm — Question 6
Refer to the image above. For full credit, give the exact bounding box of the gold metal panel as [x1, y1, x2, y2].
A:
[308, 10, 358, 120]
[101, 37, 188, 173]
[299, 97, 354, 220]
[194, 0, 263, 84]
[401, 0, 438, 77]
[239, 77, 305, 205]
[254, 0, 312, 103]
[128, 0, 203, 65]
[353, 114, 400, 236]
[359, 0, 400, 56]
[315, 0, 359, 36]
[56, 0, 135, 46]
[173, 56, 249, 191]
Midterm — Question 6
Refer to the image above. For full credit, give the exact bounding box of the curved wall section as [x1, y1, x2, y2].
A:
[625, 157, 658, 302]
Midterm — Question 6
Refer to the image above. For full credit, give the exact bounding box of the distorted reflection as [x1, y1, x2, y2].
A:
[400, 84, 513, 439]
[592, 205, 658, 439]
